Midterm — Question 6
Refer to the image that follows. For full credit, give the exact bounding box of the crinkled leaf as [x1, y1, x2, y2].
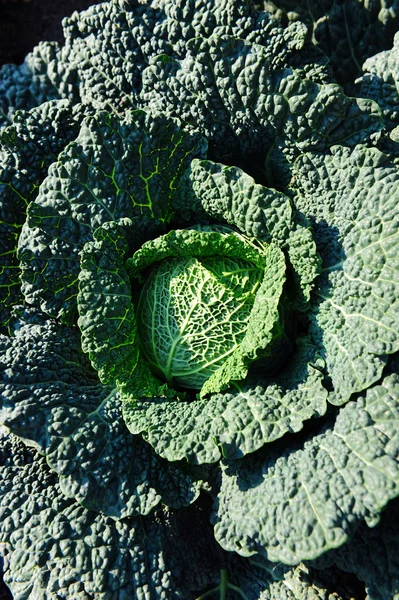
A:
[55, 0, 329, 113]
[357, 31, 399, 130]
[78, 219, 140, 387]
[0, 100, 88, 331]
[213, 373, 399, 564]
[0, 454, 218, 600]
[285, 214, 322, 312]
[226, 554, 345, 600]
[316, 497, 399, 600]
[0, 42, 68, 130]
[78, 218, 170, 398]
[152, 0, 317, 64]
[2, 0, 316, 123]
[141, 34, 381, 162]
[0, 314, 202, 518]
[80, 222, 269, 394]
[59, 1, 169, 110]
[0, 431, 34, 469]
[18, 109, 206, 322]
[123, 337, 327, 463]
[292, 144, 399, 404]
[201, 244, 286, 397]
[174, 159, 321, 311]
[127, 225, 266, 278]
[267, 0, 399, 86]
[134, 239, 266, 391]
[175, 159, 293, 243]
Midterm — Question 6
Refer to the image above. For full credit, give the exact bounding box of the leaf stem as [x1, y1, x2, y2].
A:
[220, 569, 228, 600]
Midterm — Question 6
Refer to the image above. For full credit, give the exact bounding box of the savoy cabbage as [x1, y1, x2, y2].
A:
[1, 0, 399, 598]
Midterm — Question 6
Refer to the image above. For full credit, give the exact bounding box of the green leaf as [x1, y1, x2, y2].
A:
[0, 42, 67, 129]
[0, 100, 87, 331]
[127, 225, 271, 392]
[174, 159, 293, 243]
[59, 1, 168, 110]
[123, 337, 327, 463]
[142, 34, 381, 161]
[0, 451, 218, 599]
[0, 313, 202, 517]
[285, 214, 322, 312]
[127, 224, 266, 278]
[213, 373, 399, 564]
[225, 554, 346, 600]
[152, 0, 322, 66]
[18, 109, 206, 322]
[201, 244, 286, 397]
[357, 31, 399, 131]
[78, 219, 139, 387]
[174, 159, 321, 312]
[291, 144, 399, 404]
[267, 0, 399, 86]
[316, 496, 399, 600]
[55, 0, 328, 114]
[78, 218, 170, 397]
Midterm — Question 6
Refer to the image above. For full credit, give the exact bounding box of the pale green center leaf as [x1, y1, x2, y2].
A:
[136, 255, 264, 389]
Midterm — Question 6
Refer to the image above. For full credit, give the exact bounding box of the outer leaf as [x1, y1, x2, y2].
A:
[151, 0, 318, 64]
[174, 159, 293, 243]
[267, 0, 399, 86]
[316, 497, 399, 600]
[0, 430, 34, 469]
[0, 453, 219, 600]
[285, 215, 322, 312]
[291, 144, 399, 404]
[0, 42, 68, 130]
[78, 218, 171, 398]
[357, 31, 399, 130]
[55, 0, 329, 112]
[225, 554, 345, 600]
[174, 159, 321, 311]
[123, 337, 327, 463]
[18, 110, 206, 322]
[261, 568, 343, 600]
[0, 313, 202, 518]
[58, 0, 169, 111]
[213, 373, 399, 564]
[154, 0, 331, 85]
[0, 99, 88, 331]
[141, 34, 381, 161]
[78, 219, 139, 387]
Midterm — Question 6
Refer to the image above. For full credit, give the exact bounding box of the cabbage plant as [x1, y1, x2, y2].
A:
[1, 1, 399, 599]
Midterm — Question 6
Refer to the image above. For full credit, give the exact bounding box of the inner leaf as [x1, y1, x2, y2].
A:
[136, 254, 264, 389]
